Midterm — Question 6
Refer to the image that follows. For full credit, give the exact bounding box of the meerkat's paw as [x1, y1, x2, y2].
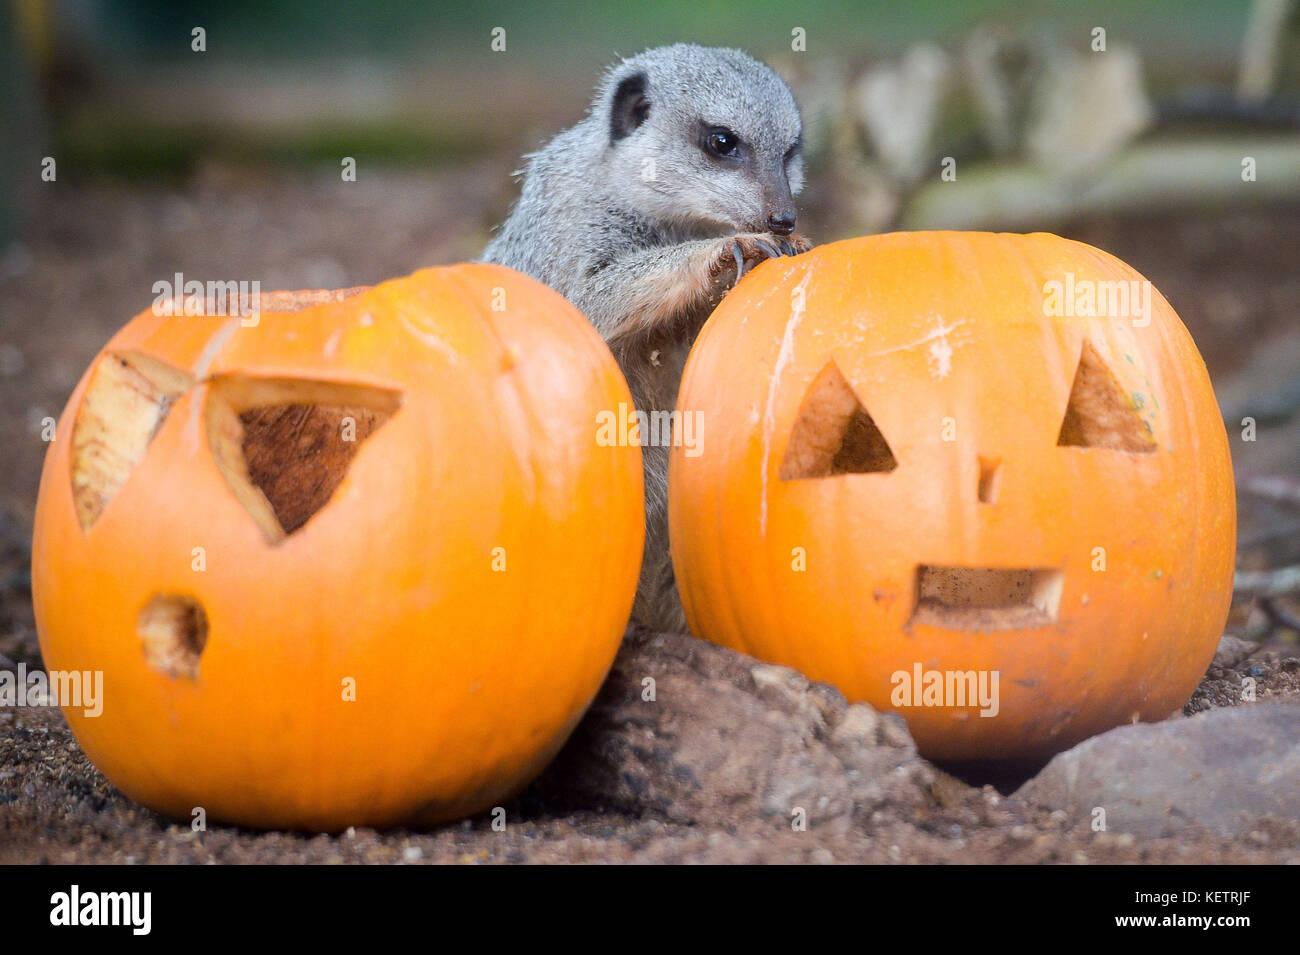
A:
[786, 233, 814, 255]
[709, 232, 813, 288]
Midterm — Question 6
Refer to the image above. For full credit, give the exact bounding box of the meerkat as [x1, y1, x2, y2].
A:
[481, 43, 811, 633]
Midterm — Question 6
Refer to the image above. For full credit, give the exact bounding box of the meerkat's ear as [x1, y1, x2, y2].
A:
[609, 72, 650, 142]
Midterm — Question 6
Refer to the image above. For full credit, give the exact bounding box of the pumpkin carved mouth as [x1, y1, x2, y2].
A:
[910, 565, 1065, 631]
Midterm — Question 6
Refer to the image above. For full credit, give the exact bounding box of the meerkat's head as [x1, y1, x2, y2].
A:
[595, 44, 804, 236]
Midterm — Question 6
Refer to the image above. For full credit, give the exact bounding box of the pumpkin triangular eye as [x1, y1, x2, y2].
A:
[206, 377, 402, 543]
[780, 359, 897, 479]
[72, 352, 195, 531]
[1056, 341, 1156, 453]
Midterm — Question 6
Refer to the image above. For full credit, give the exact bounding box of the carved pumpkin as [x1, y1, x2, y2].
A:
[669, 232, 1234, 761]
[32, 266, 644, 829]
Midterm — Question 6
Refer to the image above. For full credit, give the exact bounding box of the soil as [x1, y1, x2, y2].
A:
[2, 628, 1297, 864]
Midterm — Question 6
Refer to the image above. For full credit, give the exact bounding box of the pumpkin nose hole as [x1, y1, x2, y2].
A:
[139, 594, 209, 679]
[911, 566, 1064, 631]
[977, 456, 1001, 504]
[206, 377, 402, 543]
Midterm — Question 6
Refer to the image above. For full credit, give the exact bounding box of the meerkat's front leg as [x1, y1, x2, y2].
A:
[577, 233, 811, 350]
[572, 232, 810, 633]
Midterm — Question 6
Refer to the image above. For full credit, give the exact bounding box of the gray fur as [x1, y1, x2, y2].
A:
[480, 44, 809, 633]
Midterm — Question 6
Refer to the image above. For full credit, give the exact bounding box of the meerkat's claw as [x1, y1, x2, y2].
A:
[732, 240, 748, 280]
[754, 238, 781, 260]
[778, 238, 796, 256]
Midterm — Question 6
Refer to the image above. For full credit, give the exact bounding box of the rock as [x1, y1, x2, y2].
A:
[527, 627, 936, 830]
[853, 44, 954, 183]
[961, 25, 1042, 155]
[1213, 634, 1262, 667]
[1015, 703, 1300, 837]
[1023, 45, 1154, 174]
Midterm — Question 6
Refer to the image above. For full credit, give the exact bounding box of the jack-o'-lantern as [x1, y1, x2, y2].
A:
[669, 232, 1234, 761]
[33, 265, 644, 829]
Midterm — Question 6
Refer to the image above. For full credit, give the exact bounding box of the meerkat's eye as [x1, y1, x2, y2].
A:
[784, 137, 802, 162]
[703, 127, 741, 158]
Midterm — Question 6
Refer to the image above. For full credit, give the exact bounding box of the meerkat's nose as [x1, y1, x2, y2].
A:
[767, 210, 796, 235]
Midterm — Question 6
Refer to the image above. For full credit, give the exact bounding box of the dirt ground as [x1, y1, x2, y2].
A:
[2, 632, 1297, 865]
[0, 169, 1297, 863]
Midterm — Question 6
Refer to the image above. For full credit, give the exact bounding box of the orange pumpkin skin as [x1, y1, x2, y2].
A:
[33, 265, 643, 830]
[669, 232, 1234, 761]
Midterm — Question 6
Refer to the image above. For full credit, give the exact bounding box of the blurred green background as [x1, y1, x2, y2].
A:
[2, 2, 1292, 172]
[3, 1, 1298, 237]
